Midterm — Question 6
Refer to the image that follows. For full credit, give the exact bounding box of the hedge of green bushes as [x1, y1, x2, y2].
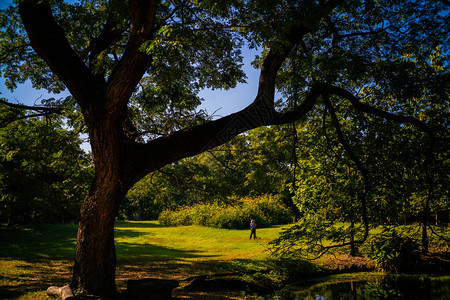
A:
[158, 194, 293, 229]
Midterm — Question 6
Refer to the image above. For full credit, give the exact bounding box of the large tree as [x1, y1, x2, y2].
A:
[1, 0, 448, 297]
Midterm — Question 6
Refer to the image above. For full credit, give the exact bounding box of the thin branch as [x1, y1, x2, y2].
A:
[0, 99, 63, 114]
[88, 16, 124, 69]
[162, 0, 189, 23]
[206, 149, 244, 177]
[272, 84, 323, 125]
[324, 95, 370, 243]
[325, 84, 438, 138]
[0, 43, 31, 62]
[1, 113, 52, 127]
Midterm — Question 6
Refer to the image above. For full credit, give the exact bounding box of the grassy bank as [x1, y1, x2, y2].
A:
[0, 221, 288, 299]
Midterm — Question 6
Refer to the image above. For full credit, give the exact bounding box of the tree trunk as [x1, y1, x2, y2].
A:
[71, 115, 129, 298]
[350, 219, 356, 257]
[421, 196, 430, 255]
[71, 178, 125, 298]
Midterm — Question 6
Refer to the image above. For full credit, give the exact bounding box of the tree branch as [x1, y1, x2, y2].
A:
[324, 95, 370, 242]
[121, 0, 346, 185]
[0, 99, 63, 114]
[88, 17, 124, 69]
[18, 1, 103, 110]
[325, 84, 437, 138]
[104, 0, 159, 114]
[0, 99, 65, 127]
[124, 84, 324, 185]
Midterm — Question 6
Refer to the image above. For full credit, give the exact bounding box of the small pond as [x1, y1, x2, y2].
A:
[270, 275, 450, 299]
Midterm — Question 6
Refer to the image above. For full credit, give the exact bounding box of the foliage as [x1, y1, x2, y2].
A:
[265, 257, 320, 282]
[0, 107, 93, 225]
[158, 194, 292, 229]
[367, 228, 421, 273]
[270, 217, 369, 259]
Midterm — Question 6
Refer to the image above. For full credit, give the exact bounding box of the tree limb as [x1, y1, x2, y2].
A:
[104, 0, 159, 114]
[0, 99, 64, 127]
[124, 84, 323, 185]
[18, 1, 103, 110]
[88, 17, 124, 69]
[0, 99, 63, 114]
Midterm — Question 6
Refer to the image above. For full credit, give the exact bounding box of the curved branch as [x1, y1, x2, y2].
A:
[18, 1, 103, 109]
[272, 86, 322, 125]
[325, 84, 437, 138]
[124, 84, 322, 185]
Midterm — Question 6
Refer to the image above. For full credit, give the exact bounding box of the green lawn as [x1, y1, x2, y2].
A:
[0, 221, 287, 299]
[115, 220, 286, 262]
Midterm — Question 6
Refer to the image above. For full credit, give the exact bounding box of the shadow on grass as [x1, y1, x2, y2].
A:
[115, 227, 150, 239]
[0, 222, 220, 299]
[1, 226, 210, 261]
[116, 241, 216, 263]
[0, 224, 78, 261]
[0, 282, 50, 299]
[0, 259, 73, 299]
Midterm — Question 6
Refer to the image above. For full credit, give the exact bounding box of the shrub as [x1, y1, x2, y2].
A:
[367, 228, 420, 273]
[158, 194, 292, 229]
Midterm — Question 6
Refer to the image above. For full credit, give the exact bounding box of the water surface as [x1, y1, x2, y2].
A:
[271, 275, 450, 299]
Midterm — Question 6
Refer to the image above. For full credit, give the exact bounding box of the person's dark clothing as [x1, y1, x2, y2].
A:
[250, 221, 256, 239]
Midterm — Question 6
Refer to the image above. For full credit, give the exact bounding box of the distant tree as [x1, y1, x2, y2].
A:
[0, 0, 448, 297]
[119, 127, 297, 221]
[0, 106, 93, 225]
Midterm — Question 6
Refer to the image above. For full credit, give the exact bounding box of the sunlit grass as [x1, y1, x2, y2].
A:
[115, 220, 288, 262]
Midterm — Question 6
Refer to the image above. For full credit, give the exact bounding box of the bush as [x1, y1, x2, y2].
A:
[368, 228, 420, 273]
[158, 194, 292, 229]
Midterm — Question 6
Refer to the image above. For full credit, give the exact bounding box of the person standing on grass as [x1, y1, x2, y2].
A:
[250, 219, 257, 239]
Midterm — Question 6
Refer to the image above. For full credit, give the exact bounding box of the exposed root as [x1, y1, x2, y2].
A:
[47, 284, 75, 300]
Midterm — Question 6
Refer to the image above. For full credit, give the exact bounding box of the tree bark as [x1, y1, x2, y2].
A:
[70, 109, 130, 297]
[71, 190, 121, 297]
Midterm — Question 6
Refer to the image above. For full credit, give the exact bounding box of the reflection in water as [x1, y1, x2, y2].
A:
[271, 276, 450, 299]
